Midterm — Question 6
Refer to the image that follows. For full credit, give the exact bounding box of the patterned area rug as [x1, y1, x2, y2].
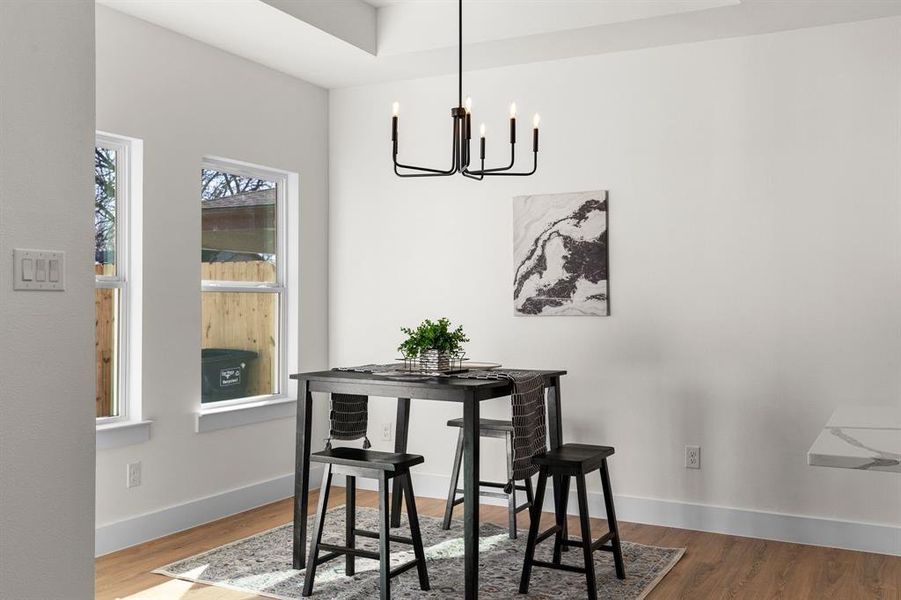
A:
[154, 506, 684, 599]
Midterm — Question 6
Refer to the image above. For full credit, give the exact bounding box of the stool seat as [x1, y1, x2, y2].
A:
[442, 417, 534, 539]
[446, 417, 514, 433]
[520, 443, 625, 600]
[304, 447, 430, 598]
[311, 447, 424, 472]
[533, 443, 614, 474]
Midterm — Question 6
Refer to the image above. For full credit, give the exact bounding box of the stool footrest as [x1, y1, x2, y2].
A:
[388, 558, 421, 579]
[531, 560, 587, 575]
[453, 482, 529, 501]
[592, 532, 615, 552]
[353, 528, 414, 546]
[478, 481, 529, 491]
[314, 551, 342, 566]
[474, 490, 509, 500]
[535, 525, 562, 545]
[317, 543, 380, 561]
[561, 531, 615, 553]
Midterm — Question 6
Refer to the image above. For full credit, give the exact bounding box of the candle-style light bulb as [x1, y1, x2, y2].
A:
[532, 114, 540, 152]
[533, 113, 540, 128]
[391, 102, 399, 145]
[479, 123, 486, 159]
[509, 102, 517, 118]
[464, 97, 472, 140]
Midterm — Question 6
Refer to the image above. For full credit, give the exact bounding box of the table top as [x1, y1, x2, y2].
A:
[291, 368, 567, 402]
[807, 405, 901, 473]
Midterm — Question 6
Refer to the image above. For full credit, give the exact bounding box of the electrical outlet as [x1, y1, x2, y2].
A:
[685, 446, 700, 469]
[127, 461, 142, 488]
[382, 421, 393, 442]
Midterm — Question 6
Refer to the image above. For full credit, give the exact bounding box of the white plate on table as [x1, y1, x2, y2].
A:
[463, 362, 502, 370]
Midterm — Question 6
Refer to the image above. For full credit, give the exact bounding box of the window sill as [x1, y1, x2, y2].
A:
[195, 396, 296, 433]
[97, 420, 152, 450]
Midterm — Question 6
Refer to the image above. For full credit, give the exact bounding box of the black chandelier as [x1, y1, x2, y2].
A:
[391, 0, 540, 180]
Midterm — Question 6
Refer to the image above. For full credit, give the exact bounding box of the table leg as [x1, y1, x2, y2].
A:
[391, 397, 411, 528]
[463, 395, 480, 598]
[546, 376, 568, 549]
[293, 380, 313, 569]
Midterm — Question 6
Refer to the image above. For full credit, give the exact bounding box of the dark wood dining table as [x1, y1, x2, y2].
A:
[291, 368, 567, 599]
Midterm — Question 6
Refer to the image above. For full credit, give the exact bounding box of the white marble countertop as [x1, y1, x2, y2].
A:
[808, 406, 901, 473]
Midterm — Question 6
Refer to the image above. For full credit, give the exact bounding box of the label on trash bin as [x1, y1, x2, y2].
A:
[220, 367, 241, 387]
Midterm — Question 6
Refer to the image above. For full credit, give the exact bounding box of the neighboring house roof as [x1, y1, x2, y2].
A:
[202, 187, 275, 210]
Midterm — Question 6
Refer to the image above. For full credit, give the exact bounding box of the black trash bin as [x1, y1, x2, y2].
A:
[201, 348, 259, 403]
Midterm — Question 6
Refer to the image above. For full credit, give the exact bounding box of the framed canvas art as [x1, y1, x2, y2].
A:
[513, 190, 609, 316]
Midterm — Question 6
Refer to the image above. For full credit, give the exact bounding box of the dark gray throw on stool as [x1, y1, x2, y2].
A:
[329, 364, 407, 450]
[326, 393, 371, 450]
[455, 369, 547, 485]
[441, 370, 547, 538]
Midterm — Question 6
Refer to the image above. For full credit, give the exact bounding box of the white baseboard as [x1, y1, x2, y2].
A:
[96, 466, 899, 557]
[95, 466, 324, 557]
[335, 471, 900, 557]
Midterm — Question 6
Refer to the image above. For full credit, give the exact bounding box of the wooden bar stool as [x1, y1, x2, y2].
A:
[442, 417, 534, 539]
[302, 447, 430, 600]
[519, 444, 625, 600]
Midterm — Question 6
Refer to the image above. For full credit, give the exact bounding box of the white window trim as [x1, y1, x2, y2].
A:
[197, 157, 299, 432]
[95, 132, 147, 449]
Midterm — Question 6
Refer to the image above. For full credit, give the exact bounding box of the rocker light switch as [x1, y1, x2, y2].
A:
[13, 249, 65, 291]
[35, 259, 46, 282]
[48, 259, 60, 282]
[21, 258, 33, 281]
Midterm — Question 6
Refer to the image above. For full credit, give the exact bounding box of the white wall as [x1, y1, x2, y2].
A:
[330, 15, 901, 538]
[95, 6, 329, 536]
[0, 1, 97, 598]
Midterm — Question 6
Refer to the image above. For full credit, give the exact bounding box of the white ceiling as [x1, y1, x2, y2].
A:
[99, 0, 901, 89]
[374, 0, 740, 56]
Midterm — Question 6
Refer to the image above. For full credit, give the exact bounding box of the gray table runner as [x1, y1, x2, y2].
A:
[329, 365, 547, 483]
[454, 369, 547, 482]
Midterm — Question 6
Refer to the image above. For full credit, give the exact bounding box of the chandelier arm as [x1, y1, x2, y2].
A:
[394, 169, 456, 178]
[468, 152, 537, 177]
[462, 157, 486, 180]
[393, 117, 460, 175]
[393, 161, 455, 174]
[478, 142, 516, 173]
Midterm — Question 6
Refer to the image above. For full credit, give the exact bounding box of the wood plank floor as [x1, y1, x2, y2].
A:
[96, 489, 901, 599]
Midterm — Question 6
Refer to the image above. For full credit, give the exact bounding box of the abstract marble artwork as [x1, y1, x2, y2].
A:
[513, 190, 609, 316]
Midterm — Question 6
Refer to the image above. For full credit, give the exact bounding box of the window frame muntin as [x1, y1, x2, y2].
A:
[200, 157, 289, 409]
[95, 133, 130, 425]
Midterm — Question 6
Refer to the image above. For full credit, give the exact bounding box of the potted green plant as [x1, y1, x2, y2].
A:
[398, 317, 470, 372]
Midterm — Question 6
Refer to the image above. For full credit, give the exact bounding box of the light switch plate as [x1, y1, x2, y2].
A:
[13, 249, 65, 291]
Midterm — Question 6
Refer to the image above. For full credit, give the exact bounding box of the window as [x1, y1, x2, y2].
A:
[201, 159, 287, 406]
[95, 134, 131, 421]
